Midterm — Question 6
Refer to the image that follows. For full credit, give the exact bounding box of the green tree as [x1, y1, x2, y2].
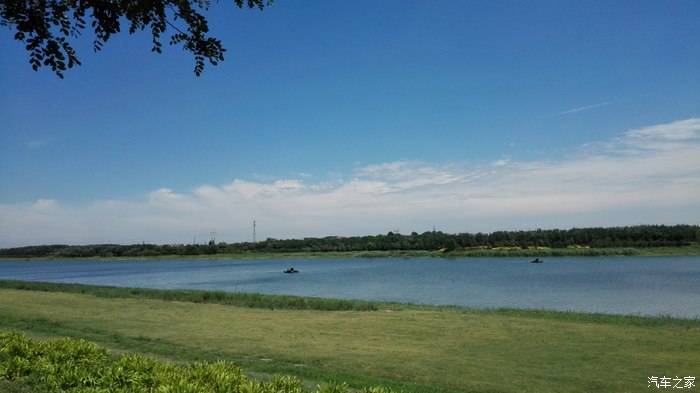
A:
[0, 0, 272, 78]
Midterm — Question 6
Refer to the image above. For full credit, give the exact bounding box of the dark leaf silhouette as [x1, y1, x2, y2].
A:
[1, 0, 272, 77]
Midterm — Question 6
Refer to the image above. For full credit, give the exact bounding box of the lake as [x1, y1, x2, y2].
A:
[1, 256, 699, 318]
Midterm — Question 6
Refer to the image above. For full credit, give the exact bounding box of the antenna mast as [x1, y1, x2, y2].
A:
[253, 219, 256, 243]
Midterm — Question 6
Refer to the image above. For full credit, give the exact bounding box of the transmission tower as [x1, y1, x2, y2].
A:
[253, 220, 256, 243]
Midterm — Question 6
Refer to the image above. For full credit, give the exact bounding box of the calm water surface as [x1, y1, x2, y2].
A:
[1, 256, 699, 318]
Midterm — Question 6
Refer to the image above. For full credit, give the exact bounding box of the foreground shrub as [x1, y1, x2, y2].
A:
[41, 337, 109, 391]
[0, 331, 109, 391]
[0, 331, 400, 393]
[182, 360, 247, 392]
[0, 332, 38, 380]
[264, 374, 303, 393]
[102, 353, 174, 391]
[318, 381, 349, 393]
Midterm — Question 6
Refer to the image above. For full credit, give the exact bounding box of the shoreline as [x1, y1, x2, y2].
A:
[1, 279, 697, 322]
[2, 244, 699, 261]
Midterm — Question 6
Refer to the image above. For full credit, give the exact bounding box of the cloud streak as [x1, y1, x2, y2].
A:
[1, 118, 699, 246]
[557, 101, 612, 115]
[27, 138, 50, 150]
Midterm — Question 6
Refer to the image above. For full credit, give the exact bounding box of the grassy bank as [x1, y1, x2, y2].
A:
[0, 280, 381, 311]
[1, 282, 698, 392]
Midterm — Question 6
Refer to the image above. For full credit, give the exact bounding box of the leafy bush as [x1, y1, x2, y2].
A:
[182, 361, 247, 393]
[318, 381, 349, 393]
[363, 387, 400, 393]
[0, 331, 400, 393]
[264, 374, 303, 393]
[0, 332, 109, 391]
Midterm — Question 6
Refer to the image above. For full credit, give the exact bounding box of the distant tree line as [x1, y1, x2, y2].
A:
[1, 225, 698, 259]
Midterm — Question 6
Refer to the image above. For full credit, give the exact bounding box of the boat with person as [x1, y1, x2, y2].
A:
[284, 267, 299, 274]
[531, 258, 543, 263]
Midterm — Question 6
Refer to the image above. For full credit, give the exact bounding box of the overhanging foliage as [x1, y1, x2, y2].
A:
[0, 0, 272, 77]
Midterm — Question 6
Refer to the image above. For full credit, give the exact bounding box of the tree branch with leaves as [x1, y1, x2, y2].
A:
[0, 0, 272, 78]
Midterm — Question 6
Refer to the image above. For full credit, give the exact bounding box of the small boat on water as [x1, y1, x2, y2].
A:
[531, 258, 543, 263]
[284, 268, 299, 274]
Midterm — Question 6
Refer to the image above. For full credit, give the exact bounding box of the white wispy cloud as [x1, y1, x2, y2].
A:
[27, 138, 50, 149]
[1, 118, 699, 246]
[557, 101, 612, 115]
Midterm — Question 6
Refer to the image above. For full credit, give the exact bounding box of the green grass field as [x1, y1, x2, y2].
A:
[1, 284, 698, 392]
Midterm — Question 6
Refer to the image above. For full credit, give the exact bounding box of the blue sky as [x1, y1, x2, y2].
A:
[1, 1, 699, 246]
